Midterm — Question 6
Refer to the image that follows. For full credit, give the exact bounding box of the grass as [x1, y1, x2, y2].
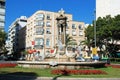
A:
[0, 66, 120, 78]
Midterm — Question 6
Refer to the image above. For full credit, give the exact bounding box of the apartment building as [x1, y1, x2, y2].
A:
[96, 0, 120, 19]
[8, 16, 27, 54]
[26, 10, 85, 53]
[0, 0, 5, 31]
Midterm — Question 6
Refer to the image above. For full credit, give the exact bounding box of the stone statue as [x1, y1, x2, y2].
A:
[58, 8, 65, 16]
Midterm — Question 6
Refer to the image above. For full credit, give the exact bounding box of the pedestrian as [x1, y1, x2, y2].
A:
[35, 51, 41, 61]
[77, 46, 82, 57]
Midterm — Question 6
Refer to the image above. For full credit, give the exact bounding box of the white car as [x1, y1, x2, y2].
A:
[76, 57, 85, 62]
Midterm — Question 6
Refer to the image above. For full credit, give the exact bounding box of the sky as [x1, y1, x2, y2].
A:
[5, 0, 95, 32]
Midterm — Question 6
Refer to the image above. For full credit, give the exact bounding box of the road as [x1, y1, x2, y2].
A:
[0, 75, 120, 80]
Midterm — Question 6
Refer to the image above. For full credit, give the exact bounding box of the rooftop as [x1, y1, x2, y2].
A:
[0, 0, 5, 2]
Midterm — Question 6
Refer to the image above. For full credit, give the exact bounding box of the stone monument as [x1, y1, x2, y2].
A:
[56, 9, 69, 62]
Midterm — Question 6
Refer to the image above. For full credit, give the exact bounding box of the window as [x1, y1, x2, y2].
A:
[36, 27, 44, 35]
[0, 2, 5, 8]
[72, 30, 76, 36]
[46, 28, 51, 34]
[34, 38, 44, 49]
[66, 30, 69, 34]
[36, 13, 44, 20]
[79, 31, 83, 36]
[72, 24, 76, 29]
[79, 24, 83, 30]
[35, 38, 44, 46]
[36, 21, 44, 27]
[46, 38, 50, 47]
[0, 8, 5, 14]
[47, 14, 51, 20]
[46, 21, 51, 27]
[20, 20, 27, 22]
[0, 22, 4, 26]
[66, 24, 69, 29]
[0, 15, 5, 21]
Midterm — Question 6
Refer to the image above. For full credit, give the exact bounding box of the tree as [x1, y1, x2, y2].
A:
[65, 34, 73, 47]
[96, 15, 113, 54]
[96, 15, 120, 54]
[0, 30, 7, 55]
[81, 25, 94, 56]
[85, 15, 120, 57]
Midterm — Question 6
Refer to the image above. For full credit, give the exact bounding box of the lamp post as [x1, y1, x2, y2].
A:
[94, 10, 96, 48]
[92, 10, 97, 57]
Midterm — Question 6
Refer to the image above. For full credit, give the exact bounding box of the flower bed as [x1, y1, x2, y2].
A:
[111, 65, 120, 68]
[105, 64, 120, 68]
[0, 63, 17, 68]
[51, 69, 107, 75]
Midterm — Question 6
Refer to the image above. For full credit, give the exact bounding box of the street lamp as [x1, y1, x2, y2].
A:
[94, 10, 96, 48]
[92, 9, 98, 57]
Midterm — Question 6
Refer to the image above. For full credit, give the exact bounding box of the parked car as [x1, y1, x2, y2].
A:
[0, 55, 7, 60]
[110, 51, 120, 58]
[84, 57, 92, 62]
[76, 57, 85, 62]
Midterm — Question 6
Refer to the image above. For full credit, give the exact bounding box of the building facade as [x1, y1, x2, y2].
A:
[26, 10, 85, 53]
[0, 0, 5, 31]
[7, 16, 27, 54]
[96, 0, 120, 19]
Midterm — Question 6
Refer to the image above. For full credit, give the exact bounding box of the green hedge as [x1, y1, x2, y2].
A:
[109, 58, 120, 63]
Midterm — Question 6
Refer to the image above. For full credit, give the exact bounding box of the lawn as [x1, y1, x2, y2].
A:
[0, 66, 120, 78]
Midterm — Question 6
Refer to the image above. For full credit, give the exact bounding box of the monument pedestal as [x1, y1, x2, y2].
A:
[55, 44, 70, 62]
[55, 53, 69, 62]
[69, 58, 76, 62]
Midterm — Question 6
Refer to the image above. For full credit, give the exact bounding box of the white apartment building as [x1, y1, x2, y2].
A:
[7, 16, 27, 54]
[0, 0, 5, 31]
[96, 0, 120, 19]
[26, 10, 85, 53]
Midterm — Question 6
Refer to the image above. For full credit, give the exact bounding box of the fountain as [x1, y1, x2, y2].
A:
[15, 9, 106, 69]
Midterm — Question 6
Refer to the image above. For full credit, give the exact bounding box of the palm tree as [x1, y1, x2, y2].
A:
[80, 38, 92, 56]
[65, 34, 73, 48]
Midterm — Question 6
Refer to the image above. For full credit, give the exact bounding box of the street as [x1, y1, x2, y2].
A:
[0, 75, 120, 80]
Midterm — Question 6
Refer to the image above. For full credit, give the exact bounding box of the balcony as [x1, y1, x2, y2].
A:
[66, 30, 69, 34]
[46, 22, 51, 27]
[0, 3, 5, 9]
[72, 32, 76, 36]
[0, 18, 4, 22]
[79, 31, 83, 36]
[34, 45, 43, 49]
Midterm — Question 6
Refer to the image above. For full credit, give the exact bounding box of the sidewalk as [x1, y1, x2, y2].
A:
[0, 75, 120, 80]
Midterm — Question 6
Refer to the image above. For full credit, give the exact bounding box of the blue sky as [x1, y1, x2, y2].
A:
[5, 0, 95, 32]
